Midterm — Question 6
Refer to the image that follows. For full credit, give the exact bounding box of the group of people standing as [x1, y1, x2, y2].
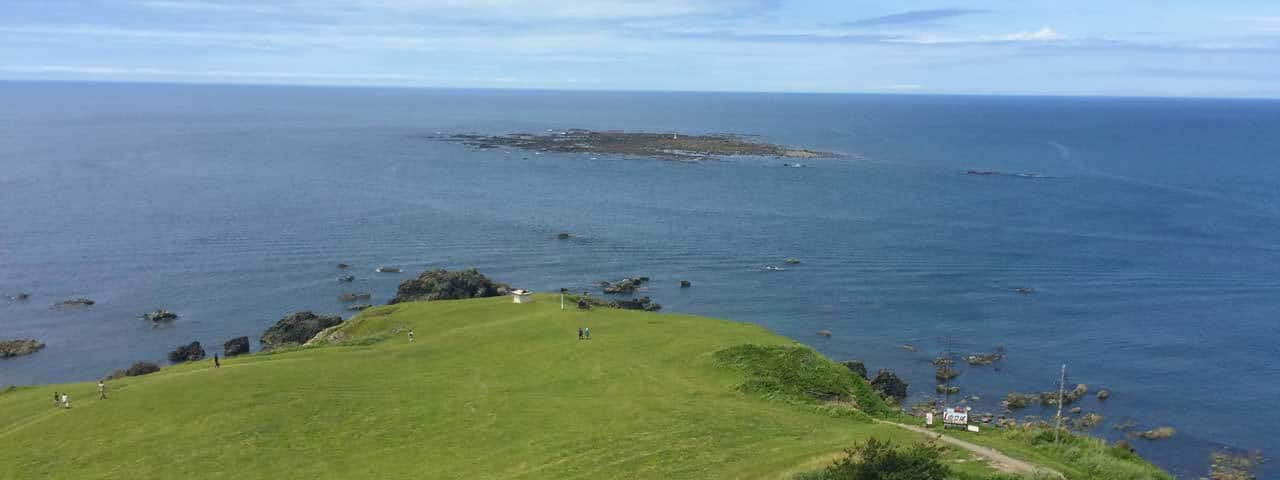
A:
[577, 327, 592, 340]
[52, 380, 109, 410]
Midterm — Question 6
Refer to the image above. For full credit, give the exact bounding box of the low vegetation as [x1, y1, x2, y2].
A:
[0, 296, 1169, 479]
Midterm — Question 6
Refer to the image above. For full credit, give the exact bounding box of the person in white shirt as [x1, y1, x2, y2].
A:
[98, 381, 106, 400]
[61, 393, 70, 409]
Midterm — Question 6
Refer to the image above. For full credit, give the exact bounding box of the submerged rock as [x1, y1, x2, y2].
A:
[337, 292, 372, 302]
[347, 303, 372, 311]
[141, 309, 178, 323]
[390, 268, 509, 304]
[556, 232, 571, 240]
[57, 298, 95, 307]
[337, 263, 349, 269]
[223, 336, 250, 357]
[0, 339, 45, 358]
[936, 384, 961, 394]
[376, 266, 402, 273]
[869, 369, 908, 402]
[167, 341, 206, 363]
[338, 275, 354, 283]
[964, 347, 1005, 366]
[679, 280, 692, 288]
[1014, 287, 1036, 295]
[10, 293, 29, 301]
[783, 257, 801, 265]
[1138, 427, 1176, 440]
[1097, 389, 1111, 400]
[816, 329, 832, 338]
[1003, 392, 1034, 410]
[260, 311, 343, 351]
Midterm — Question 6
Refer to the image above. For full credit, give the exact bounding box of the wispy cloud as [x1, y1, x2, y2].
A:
[130, 0, 777, 21]
[841, 8, 989, 28]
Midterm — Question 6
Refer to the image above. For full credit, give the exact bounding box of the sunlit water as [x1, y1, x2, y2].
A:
[2, 83, 1278, 477]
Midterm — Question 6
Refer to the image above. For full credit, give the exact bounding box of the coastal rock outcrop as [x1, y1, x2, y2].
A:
[611, 296, 662, 311]
[0, 339, 45, 358]
[869, 369, 908, 402]
[1138, 427, 1176, 440]
[389, 268, 509, 304]
[167, 341, 206, 363]
[260, 311, 343, 351]
[118, 361, 160, 378]
[841, 360, 868, 379]
[600, 276, 649, 294]
[223, 336, 250, 357]
[141, 309, 178, 323]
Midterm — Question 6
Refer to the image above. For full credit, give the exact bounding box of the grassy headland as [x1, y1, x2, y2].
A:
[0, 295, 1167, 479]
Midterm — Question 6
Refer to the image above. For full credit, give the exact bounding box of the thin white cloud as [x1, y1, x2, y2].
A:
[0, 64, 546, 86]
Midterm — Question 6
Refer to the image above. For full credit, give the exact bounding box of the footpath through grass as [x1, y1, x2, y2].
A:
[0, 295, 1164, 479]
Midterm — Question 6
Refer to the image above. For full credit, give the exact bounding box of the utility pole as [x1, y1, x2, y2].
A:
[1054, 363, 1067, 444]
[942, 336, 954, 408]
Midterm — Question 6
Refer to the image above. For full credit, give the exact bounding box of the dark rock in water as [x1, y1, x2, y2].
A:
[57, 298, 95, 307]
[390, 268, 510, 304]
[141, 309, 178, 323]
[260, 311, 343, 351]
[611, 296, 661, 311]
[0, 339, 45, 358]
[783, 257, 801, 265]
[869, 369, 908, 402]
[964, 347, 1005, 366]
[935, 384, 961, 394]
[934, 364, 959, 381]
[346, 303, 371, 311]
[556, 232, 571, 240]
[679, 280, 691, 288]
[338, 275, 354, 283]
[223, 336, 250, 357]
[1003, 392, 1034, 410]
[816, 329, 832, 338]
[337, 292, 372, 302]
[167, 341, 206, 363]
[841, 360, 868, 379]
[10, 293, 29, 301]
[337, 263, 349, 269]
[1096, 389, 1111, 400]
[1070, 406, 1083, 414]
[376, 266, 402, 273]
[125, 361, 160, 377]
[601, 276, 649, 294]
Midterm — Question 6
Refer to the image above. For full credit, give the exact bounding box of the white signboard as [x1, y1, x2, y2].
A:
[925, 412, 934, 426]
[943, 408, 968, 426]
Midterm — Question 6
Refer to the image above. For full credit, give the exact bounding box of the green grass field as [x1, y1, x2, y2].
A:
[0, 295, 1165, 479]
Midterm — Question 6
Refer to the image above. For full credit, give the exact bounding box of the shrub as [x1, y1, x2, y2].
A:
[801, 438, 951, 480]
[714, 344, 891, 416]
[125, 361, 161, 377]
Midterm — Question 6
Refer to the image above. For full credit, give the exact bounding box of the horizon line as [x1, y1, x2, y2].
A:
[3, 77, 1279, 102]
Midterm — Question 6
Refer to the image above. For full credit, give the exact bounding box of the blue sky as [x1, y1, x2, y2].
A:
[3, 0, 1280, 97]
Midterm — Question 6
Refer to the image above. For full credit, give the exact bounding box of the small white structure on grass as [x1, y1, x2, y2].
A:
[511, 289, 532, 304]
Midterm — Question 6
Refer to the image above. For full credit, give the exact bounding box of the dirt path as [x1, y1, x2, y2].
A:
[875, 420, 1065, 479]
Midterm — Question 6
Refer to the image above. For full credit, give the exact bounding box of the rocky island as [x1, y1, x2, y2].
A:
[444, 129, 835, 161]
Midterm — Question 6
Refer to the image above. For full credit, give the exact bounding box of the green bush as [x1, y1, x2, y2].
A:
[798, 438, 951, 480]
[713, 344, 891, 416]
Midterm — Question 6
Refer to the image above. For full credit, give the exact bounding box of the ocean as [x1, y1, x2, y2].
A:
[1, 82, 1278, 478]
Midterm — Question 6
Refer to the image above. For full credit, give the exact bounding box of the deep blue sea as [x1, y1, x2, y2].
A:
[2, 82, 1278, 478]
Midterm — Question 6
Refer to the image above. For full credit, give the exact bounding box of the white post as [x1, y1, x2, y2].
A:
[560, 294, 565, 310]
[1054, 364, 1066, 444]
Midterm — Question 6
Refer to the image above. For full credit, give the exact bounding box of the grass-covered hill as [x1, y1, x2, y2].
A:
[0, 295, 1168, 479]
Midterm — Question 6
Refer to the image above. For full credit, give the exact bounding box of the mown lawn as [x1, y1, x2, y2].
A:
[0, 295, 991, 479]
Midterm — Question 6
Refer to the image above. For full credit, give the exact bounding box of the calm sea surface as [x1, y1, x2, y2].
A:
[2, 82, 1278, 477]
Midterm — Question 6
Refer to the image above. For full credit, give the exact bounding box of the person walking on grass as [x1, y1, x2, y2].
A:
[97, 381, 106, 400]
[408, 329, 415, 343]
[578, 327, 583, 340]
[53, 392, 60, 408]
[213, 354, 220, 369]
[61, 393, 69, 409]
[584, 327, 591, 340]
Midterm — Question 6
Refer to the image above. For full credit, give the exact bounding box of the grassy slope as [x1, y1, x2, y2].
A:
[0, 296, 1156, 479]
